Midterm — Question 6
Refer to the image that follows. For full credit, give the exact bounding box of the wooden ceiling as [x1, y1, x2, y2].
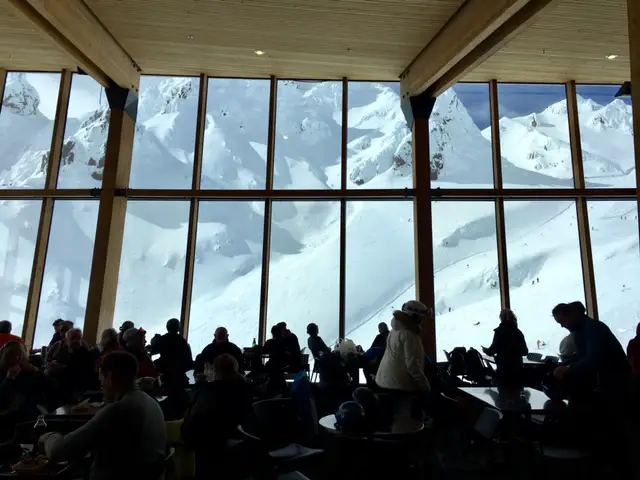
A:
[465, 0, 631, 83]
[0, 0, 632, 83]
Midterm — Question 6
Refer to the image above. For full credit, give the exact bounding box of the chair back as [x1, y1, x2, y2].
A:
[527, 353, 543, 362]
[300, 353, 310, 372]
[250, 398, 298, 448]
[544, 355, 559, 365]
[474, 408, 503, 440]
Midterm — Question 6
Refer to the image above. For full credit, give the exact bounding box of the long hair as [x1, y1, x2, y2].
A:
[499, 309, 518, 326]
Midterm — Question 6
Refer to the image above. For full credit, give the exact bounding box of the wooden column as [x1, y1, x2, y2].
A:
[629, 0, 640, 245]
[338, 77, 348, 340]
[0, 69, 7, 114]
[83, 86, 137, 344]
[566, 81, 598, 319]
[22, 70, 72, 346]
[411, 104, 436, 359]
[180, 74, 208, 339]
[489, 80, 510, 310]
[258, 76, 277, 344]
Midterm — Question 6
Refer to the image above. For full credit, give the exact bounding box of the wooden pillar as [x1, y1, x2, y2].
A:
[83, 86, 137, 344]
[629, 0, 640, 246]
[489, 80, 511, 310]
[180, 74, 208, 339]
[258, 76, 277, 344]
[408, 91, 437, 359]
[0, 69, 7, 115]
[566, 81, 598, 319]
[22, 70, 72, 346]
[338, 77, 348, 340]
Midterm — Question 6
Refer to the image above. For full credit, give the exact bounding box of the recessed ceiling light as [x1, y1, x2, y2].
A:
[254, 50, 266, 56]
[187, 35, 194, 40]
[606, 54, 619, 60]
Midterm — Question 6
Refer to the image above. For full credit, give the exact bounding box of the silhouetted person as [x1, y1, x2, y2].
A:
[122, 328, 157, 379]
[482, 309, 528, 387]
[0, 320, 23, 348]
[306, 323, 331, 359]
[46, 328, 98, 399]
[277, 322, 301, 371]
[117, 321, 135, 347]
[48, 319, 64, 347]
[45, 321, 74, 364]
[194, 327, 243, 374]
[151, 318, 193, 387]
[370, 322, 390, 350]
[626, 322, 640, 380]
[95, 328, 119, 370]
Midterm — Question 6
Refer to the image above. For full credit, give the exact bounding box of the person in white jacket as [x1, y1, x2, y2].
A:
[375, 300, 431, 393]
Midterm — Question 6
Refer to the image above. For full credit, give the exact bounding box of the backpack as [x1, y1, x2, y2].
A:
[448, 347, 467, 377]
[464, 348, 486, 381]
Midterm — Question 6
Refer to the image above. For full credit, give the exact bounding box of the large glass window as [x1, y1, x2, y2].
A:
[588, 200, 639, 348]
[274, 81, 342, 190]
[57, 75, 110, 188]
[0, 72, 60, 189]
[498, 84, 574, 188]
[188, 201, 265, 354]
[131, 76, 199, 189]
[33, 201, 99, 347]
[0, 200, 41, 336]
[267, 201, 340, 345]
[345, 201, 416, 346]
[201, 79, 270, 189]
[504, 200, 585, 354]
[431, 83, 494, 188]
[114, 201, 190, 338]
[347, 82, 412, 189]
[432, 201, 501, 358]
[576, 85, 635, 189]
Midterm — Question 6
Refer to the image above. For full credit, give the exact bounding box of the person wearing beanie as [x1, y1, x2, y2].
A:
[374, 300, 431, 394]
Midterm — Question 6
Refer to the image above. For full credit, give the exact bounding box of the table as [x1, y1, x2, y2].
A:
[319, 414, 424, 437]
[482, 355, 546, 366]
[47, 404, 102, 420]
[458, 387, 566, 414]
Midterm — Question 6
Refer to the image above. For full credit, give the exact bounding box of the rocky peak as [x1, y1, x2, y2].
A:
[2, 72, 40, 116]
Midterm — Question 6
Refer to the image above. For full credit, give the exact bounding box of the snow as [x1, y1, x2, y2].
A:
[0, 73, 637, 362]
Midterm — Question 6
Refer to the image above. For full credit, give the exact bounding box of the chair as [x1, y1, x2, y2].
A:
[527, 353, 544, 362]
[300, 353, 310, 373]
[544, 355, 559, 365]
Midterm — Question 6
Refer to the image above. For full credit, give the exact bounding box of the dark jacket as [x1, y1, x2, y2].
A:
[48, 346, 99, 392]
[0, 369, 56, 418]
[307, 335, 330, 359]
[194, 342, 244, 374]
[283, 333, 302, 369]
[151, 333, 193, 375]
[371, 331, 389, 350]
[49, 332, 61, 347]
[485, 322, 528, 380]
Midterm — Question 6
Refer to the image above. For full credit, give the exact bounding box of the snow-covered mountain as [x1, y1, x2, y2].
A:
[0, 73, 637, 360]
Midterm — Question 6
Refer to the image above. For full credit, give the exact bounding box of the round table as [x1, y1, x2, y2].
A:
[319, 414, 424, 437]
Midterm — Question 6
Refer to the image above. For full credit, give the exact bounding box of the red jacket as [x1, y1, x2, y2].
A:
[0, 333, 24, 349]
[627, 325, 640, 376]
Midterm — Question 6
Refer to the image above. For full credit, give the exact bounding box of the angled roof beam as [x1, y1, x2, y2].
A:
[401, 0, 557, 98]
[7, 0, 140, 91]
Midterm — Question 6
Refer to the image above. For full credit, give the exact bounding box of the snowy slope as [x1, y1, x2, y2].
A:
[0, 74, 637, 362]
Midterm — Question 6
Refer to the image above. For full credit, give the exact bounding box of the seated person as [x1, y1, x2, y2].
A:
[45, 321, 74, 365]
[278, 322, 302, 371]
[0, 321, 24, 349]
[40, 351, 167, 479]
[48, 319, 64, 347]
[117, 320, 135, 348]
[307, 323, 331, 359]
[150, 318, 193, 386]
[0, 342, 56, 441]
[263, 324, 292, 371]
[95, 328, 119, 370]
[370, 322, 390, 350]
[121, 328, 158, 379]
[182, 354, 252, 479]
[194, 327, 243, 374]
[559, 333, 577, 363]
[46, 328, 98, 398]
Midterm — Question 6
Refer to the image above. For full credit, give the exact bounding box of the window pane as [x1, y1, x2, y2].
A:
[498, 84, 574, 188]
[576, 85, 635, 188]
[267, 201, 340, 346]
[114, 201, 190, 338]
[201, 79, 269, 189]
[188, 201, 265, 353]
[274, 81, 342, 189]
[131, 76, 199, 188]
[345, 201, 416, 346]
[57, 75, 110, 188]
[347, 82, 412, 189]
[589, 201, 640, 347]
[431, 83, 494, 188]
[0, 200, 41, 336]
[34, 201, 99, 347]
[432, 201, 501, 359]
[505, 201, 585, 354]
[0, 73, 60, 189]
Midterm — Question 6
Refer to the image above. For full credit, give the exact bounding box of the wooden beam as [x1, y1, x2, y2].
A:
[489, 80, 510, 310]
[7, 0, 139, 90]
[83, 89, 136, 344]
[0, 69, 7, 115]
[566, 81, 598, 319]
[21, 70, 72, 346]
[413, 116, 436, 359]
[180, 74, 208, 339]
[338, 78, 348, 339]
[258, 76, 278, 344]
[402, 0, 557, 97]
[629, 0, 640, 248]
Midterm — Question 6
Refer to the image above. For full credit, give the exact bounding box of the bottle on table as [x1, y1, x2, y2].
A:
[33, 415, 47, 456]
[252, 338, 257, 348]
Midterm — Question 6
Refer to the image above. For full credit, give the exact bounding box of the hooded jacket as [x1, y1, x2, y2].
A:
[374, 315, 430, 392]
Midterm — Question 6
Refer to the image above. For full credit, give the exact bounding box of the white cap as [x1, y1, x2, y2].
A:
[401, 300, 430, 318]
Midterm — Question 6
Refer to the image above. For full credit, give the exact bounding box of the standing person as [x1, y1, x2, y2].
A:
[482, 309, 528, 387]
[151, 318, 193, 387]
[306, 323, 331, 360]
[39, 351, 167, 479]
[370, 322, 390, 350]
[375, 301, 432, 402]
[626, 322, 640, 381]
[122, 328, 157, 379]
[194, 327, 244, 374]
[0, 321, 23, 348]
